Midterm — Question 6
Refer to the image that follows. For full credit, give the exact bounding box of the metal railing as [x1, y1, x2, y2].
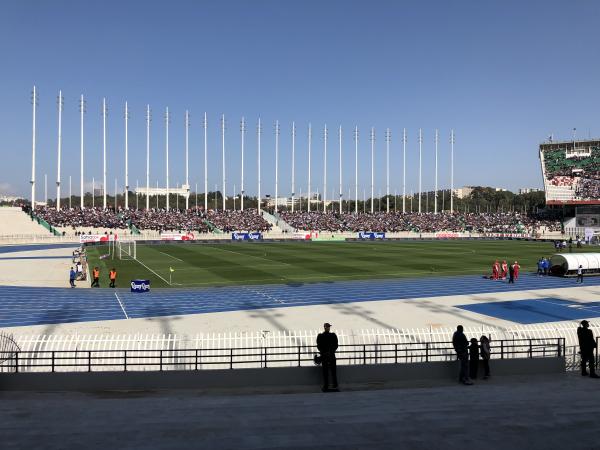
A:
[0, 338, 564, 373]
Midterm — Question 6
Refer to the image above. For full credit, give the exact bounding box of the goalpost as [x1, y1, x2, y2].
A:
[117, 239, 137, 260]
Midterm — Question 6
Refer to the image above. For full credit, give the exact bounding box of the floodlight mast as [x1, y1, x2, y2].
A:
[80, 95, 85, 208]
[185, 110, 190, 210]
[385, 128, 390, 213]
[257, 117, 262, 213]
[103, 98, 107, 210]
[450, 129, 455, 214]
[124, 101, 129, 209]
[370, 127, 375, 214]
[337, 125, 342, 214]
[203, 112, 208, 211]
[307, 123, 312, 212]
[221, 114, 226, 210]
[402, 128, 406, 213]
[418, 128, 422, 213]
[56, 90, 63, 210]
[291, 121, 296, 212]
[323, 124, 327, 212]
[165, 107, 170, 210]
[240, 117, 245, 211]
[434, 129, 438, 214]
[274, 120, 279, 212]
[354, 126, 358, 214]
[31, 86, 37, 208]
[146, 105, 151, 210]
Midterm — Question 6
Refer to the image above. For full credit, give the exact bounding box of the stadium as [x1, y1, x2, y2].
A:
[2, 3, 600, 449]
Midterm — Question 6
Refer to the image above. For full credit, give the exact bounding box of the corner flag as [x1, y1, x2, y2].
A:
[169, 267, 175, 272]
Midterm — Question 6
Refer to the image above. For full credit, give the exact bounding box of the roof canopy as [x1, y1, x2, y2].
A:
[550, 253, 600, 272]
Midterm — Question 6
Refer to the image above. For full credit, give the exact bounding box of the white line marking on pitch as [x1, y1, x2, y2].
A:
[131, 257, 172, 285]
[203, 245, 292, 265]
[156, 250, 184, 262]
[114, 292, 129, 319]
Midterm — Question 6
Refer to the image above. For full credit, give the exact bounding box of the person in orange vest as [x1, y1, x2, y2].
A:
[91, 267, 100, 287]
[109, 268, 117, 288]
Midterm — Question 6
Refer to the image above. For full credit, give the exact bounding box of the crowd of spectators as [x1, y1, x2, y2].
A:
[279, 211, 562, 234]
[576, 177, 600, 200]
[34, 207, 272, 233]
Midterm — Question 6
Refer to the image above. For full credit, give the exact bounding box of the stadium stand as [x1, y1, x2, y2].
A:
[0, 207, 54, 238]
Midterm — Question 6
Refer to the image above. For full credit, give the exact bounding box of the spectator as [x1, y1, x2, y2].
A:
[69, 267, 76, 288]
[469, 338, 479, 379]
[577, 320, 598, 378]
[316, 322, 339, 392]
[452, 325, 472, 385]
[480, 335, 491, 379]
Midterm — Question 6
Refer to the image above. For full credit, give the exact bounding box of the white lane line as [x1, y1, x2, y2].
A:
[114, 292, 129, 319]
[156, 250, 184, 262]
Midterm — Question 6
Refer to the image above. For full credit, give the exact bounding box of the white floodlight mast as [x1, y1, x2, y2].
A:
[31, 86, 37, 208]
[146, 105, 151, 210]
[354, 126, 358, 214]
[221, 114, 226, 210]
[338, 125, 342, 214]
[257, 118, 262, 212]
[291, 121, 296, 212]
[204, 112, 208, 211]
[124, 101, 129, 209]
[80, 95, 85, 208]
[402, 128, 406, 213]
[102, 98, 107, 209]
[370, 127, 375, 213]
[418, 128, 422, 213]
[323, 124, 327, 212]
[434, 129, 438, 214]
[307, 123, 312, 212]
[56, 90, 63, 209]
[165, 107, 170, 210]
[275, 120, 279, 212]
[185, 110, 189, 210]
[386, 128, 390, 213]
[240, 117, 245, 211]
[451, 129, 455, 214]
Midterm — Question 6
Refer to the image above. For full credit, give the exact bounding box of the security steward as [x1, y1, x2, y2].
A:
[577, 320, 599, 378]
[91, 267, 100, 287]
[109, 268, 117, 288]
[317, 322, 339, 392]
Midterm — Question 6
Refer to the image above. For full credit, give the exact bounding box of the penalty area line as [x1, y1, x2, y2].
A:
[114, 292, 129, 319]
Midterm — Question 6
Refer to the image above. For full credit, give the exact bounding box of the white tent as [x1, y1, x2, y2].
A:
[550, 253, 600, 276]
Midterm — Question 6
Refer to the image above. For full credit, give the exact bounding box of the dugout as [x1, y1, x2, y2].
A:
[549, 253, 600, 277]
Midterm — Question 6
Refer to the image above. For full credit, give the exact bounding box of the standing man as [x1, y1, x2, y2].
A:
[577, 265, 584, 283]
[109, 268, 117, 288]
[317, 322, 339, 392]
[577, 320, 598, 378]
[69, 267, 76, 288]
[91, 267, 100, 287]
[452, 325, 472, 385]
[508, 262, 515, 284]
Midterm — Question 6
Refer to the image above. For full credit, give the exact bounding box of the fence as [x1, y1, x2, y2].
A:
[0, 338, 565, 373]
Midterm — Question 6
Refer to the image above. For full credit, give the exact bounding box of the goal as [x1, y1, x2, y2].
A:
[117, 240, 137, 260]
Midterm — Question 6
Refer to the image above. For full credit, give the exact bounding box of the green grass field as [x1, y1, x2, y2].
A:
[85, 240, 596, 289]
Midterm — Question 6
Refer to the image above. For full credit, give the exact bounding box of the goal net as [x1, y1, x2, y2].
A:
[117, 240, 137, 260]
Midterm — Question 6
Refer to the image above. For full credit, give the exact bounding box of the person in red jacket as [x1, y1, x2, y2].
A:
[501, 260, 508, 280]
[491, 260, 500, 280]
[513, 261, 520, 280]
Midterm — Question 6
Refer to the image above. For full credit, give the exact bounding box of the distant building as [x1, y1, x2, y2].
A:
[518, 188, 542, 195]
[452, 187, 473, 199]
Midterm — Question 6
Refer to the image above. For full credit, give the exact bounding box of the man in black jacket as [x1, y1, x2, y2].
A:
[317, 323, 339, 392]
[577, 320, 599, 378]
[452, 325, 472, 385]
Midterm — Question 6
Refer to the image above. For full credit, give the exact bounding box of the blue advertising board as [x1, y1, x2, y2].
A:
[357, 232, 385, 240]
[231, 232, 263, 241]
[131, 279, 150, 293]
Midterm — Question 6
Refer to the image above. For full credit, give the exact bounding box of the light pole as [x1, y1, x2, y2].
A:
[185, 110, 190, 210]
[124, 101, 129, 209]
[274, 120, 279, 212]
[354, 126, 358, 214]
[257, 118, 262, 212]
[450, 130, 455, 214]
[240, 117, 245, 211]
[338, 125, 342, 214]
[323, 124, 327, 212]
[418, 128, 422, 213]
[370, 127, 375, 214]
[165, 107, 170, 210]
[307, 123, 312, 212]
[291, 121, 296, 212]
[79, 95, 85, 208]
[31, 86, 37, 208]
[434, 129, 438, 214]
[56, 90, 63, 209]
[204, 112, 208, 211]
[221, 114, 226, 210]
[146, 105, 151, 210]
[102, 98, 107, 209]
[385, 128, 390, 213]
[402, 128, 406, 213]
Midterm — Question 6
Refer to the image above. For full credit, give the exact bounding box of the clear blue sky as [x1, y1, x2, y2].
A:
[1, 0, 599, 200]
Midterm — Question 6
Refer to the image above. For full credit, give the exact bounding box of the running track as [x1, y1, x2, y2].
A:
[1, 274, 600, 328]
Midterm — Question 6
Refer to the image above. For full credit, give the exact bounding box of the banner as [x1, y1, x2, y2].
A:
[231, 232, 263, 241]
[435, 232, 461, 239]
[79, 234, 118, 243]
[358, 232, 385, 240]
[160, 232, 195, 241]
[130, 279, 150, 293]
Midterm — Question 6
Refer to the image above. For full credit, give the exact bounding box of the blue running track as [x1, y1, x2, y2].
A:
[1, 274, 599, 328]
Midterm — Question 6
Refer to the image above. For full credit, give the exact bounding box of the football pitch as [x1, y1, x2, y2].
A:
[84, 240, 590, 289]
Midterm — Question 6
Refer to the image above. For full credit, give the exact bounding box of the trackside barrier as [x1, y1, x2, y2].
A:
[0, 338, 564, 373]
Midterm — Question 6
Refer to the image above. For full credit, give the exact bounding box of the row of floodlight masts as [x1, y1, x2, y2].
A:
[30, 87, 455, 214]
